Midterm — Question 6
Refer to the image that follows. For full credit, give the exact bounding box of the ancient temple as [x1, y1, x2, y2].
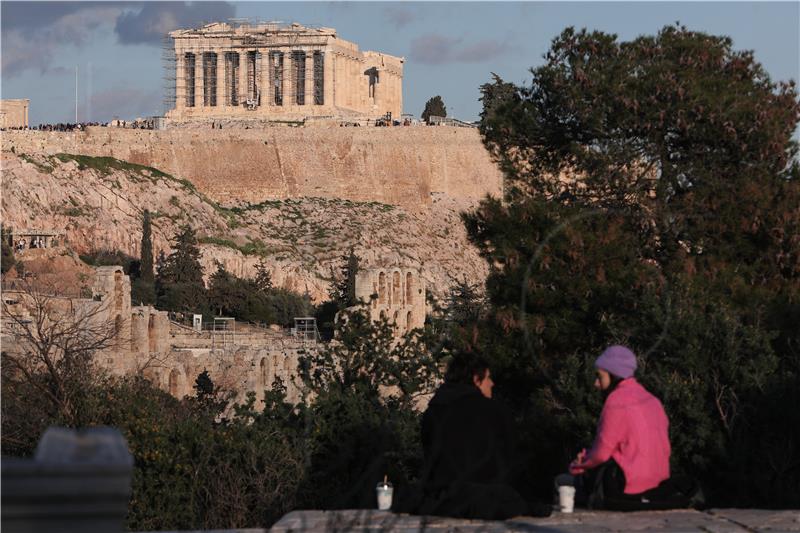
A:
[166, 21, 403, 122]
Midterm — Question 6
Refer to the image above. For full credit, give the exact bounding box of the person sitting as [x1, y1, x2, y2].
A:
[394, 351, 550, 520]
[569, 345, 692, 511]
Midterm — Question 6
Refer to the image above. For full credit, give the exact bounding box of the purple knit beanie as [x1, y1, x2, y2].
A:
[595, 345, 637, 379]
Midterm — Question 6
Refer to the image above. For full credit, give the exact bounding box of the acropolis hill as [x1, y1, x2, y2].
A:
[1, 124, 500, 302]
[3, 126, 502, 209]
[1, 21, 503, 303]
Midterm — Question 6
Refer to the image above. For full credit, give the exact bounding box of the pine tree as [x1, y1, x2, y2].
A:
[158, 226, 204, 286]
[155, 226, 207, 314]
[140, 210, 154, 282]
[208, 261, 238, 316]
[254, 258, 273, 293]
[131, 210, 156, 305]
[421, 95, 447, 124]
[329, 248, 360, 308]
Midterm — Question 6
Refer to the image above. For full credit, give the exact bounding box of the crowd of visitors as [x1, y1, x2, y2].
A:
[1, 119, 160, 132]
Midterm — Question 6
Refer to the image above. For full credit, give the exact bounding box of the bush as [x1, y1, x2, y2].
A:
[1, 305, 445, 529]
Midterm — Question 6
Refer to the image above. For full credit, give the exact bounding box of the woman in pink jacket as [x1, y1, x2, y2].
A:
[569, 345, 690, 511]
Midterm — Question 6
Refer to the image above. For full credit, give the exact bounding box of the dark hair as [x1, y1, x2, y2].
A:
[603, 374, 626, 399]
[445, 351, 490, 386]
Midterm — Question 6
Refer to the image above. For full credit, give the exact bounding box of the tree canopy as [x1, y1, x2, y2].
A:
[156, 226, 207, 314]
[467, 24, 800, 506]
[421, 95, 447, 124]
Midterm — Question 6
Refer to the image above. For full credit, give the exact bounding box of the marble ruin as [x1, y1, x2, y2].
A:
[2, 263, 428, 402]
[0, 99, 30, 129]
[353, 267, 426, 333]
[166, 22, 403, 122]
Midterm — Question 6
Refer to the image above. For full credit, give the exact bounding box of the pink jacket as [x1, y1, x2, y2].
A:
[579, 378, 671, 494]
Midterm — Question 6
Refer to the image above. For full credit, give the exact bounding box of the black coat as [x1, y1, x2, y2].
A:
[394, 383, 533, 520]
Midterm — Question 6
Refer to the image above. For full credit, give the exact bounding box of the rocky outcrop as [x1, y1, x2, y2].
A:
[1, 151, 491, 302]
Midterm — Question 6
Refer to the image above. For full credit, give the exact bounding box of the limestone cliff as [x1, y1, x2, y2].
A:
[1, 151, 492, 302]
[2, 126, 503, 209]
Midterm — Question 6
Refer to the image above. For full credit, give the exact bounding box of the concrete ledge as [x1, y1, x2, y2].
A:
[268, 508, 800, 532]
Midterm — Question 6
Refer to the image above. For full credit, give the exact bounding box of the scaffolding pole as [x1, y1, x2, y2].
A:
[161, 34, 177, 115]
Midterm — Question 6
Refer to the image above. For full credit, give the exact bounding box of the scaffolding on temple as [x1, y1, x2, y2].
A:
[161, 34, 177, 115]
[163, 18, 337, 116]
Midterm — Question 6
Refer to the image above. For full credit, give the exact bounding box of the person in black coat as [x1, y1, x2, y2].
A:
[394, 352, 551, 520]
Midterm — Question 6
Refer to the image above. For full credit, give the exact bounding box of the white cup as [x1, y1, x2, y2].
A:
[376, 482, 393, 510]
[558, 485, 576, 513]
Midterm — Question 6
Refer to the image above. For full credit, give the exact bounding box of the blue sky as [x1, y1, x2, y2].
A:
[2, 2, 798, 126]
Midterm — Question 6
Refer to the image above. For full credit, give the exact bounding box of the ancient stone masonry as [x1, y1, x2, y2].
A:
[2, 127, 502, 209]
[166, 21, 403, 122]
[0, 99, 30, 129]
[2, 266, 309, 404]
[352, 267, 426, 335]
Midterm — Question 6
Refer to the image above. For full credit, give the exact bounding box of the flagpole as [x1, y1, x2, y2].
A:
[75, 66, 78, 123]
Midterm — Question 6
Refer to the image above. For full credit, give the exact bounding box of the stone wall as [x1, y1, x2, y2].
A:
[1, 126, 503, 209]
[353, 267, 426, 335]
[0, 99, 29, 129]
[1, 265, 310, 405]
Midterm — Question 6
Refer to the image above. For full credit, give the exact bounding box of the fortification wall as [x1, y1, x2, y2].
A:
[3, 127, 502, 208]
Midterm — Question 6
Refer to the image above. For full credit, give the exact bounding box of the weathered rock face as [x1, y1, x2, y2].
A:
[1, 151, 491, 303]
[2, 127, 503, 210]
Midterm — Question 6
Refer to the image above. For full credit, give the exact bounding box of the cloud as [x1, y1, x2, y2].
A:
[1, 2, 127, 30]
[409, 34, 512, 65]
[2, 5, 123, 78]
[1, 2, 235, 79]
[383, 6, 416, 29]
[115, 2, 235, 45]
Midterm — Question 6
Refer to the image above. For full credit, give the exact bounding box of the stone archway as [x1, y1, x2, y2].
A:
[392, 271, 401, 306]
[260, 357, 270, 387]
[283, 355, 292, 378]
[169, 368, 181, 397]
[148, 314, 156, 352]
[114, 270, 123, 311]
[378, 271, 387, 305]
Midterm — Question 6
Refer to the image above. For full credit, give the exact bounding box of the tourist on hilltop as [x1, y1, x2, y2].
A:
[394, 350, 551, 520]
[568, 345, 695, 511]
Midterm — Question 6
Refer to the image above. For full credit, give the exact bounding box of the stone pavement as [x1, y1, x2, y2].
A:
[269, 508, 800, 532]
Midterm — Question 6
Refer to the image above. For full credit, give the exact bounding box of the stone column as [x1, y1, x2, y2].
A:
[282, 49, 294, 107]
[372, 67, 381, 112]
[353, 59, 361, 111]
[239, 51, 248, 107]
[346, 57, 354, 109]
[341, 54, 349, 110]
[216, 50, 226, 108]
[305, 51, 315, 106]
[323, 51, 333, 108]
[260, 49, 271, 108]
[358, 60, 367, 111]
[195, 49, 204, 108]
[175, 52, 185, 110]
[397, 72, 403, 117]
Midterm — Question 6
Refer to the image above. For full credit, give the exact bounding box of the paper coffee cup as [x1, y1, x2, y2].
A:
[376, 481, 393, 510]
[558, 485, 576, 513]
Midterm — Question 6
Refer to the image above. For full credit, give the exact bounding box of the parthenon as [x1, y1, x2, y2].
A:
[166, 21, 403, 122]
